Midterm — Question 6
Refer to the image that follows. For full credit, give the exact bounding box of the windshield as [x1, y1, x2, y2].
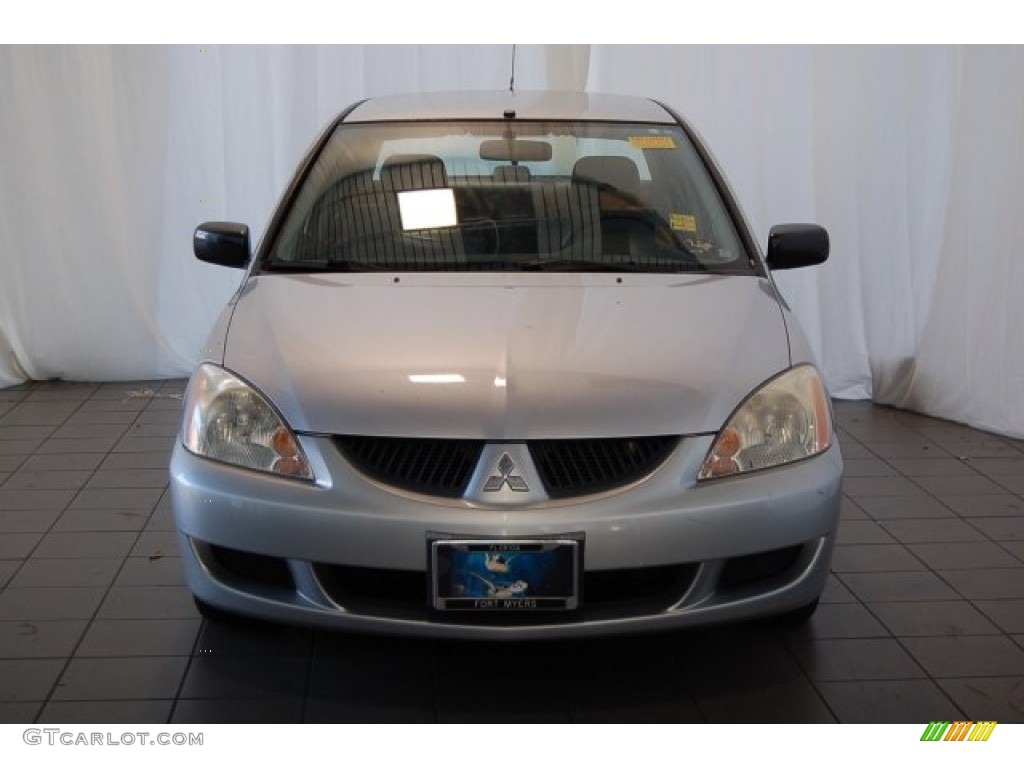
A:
[262, 121, 754, 275]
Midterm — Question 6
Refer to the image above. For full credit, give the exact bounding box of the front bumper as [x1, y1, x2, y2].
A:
[170, 433, 842, 639]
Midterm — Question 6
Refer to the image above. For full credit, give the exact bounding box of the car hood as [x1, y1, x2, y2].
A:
[222, 272, 789, 439]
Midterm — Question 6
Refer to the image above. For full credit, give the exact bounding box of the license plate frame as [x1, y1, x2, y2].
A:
[429, 536, 582, 611]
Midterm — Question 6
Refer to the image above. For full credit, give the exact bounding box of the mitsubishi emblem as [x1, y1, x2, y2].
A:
[482, 452, 530, 492]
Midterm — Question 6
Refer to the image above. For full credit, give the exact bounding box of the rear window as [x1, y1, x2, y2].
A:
[263, 121, 753, 275]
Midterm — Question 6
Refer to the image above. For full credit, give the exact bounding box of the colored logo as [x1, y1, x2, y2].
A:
[920, 721, 997, 742]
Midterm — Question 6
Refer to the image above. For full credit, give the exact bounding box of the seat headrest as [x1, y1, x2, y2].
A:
[572, 156, 641, 198]
[492, 165, 531, 183]
[380, 154, 448, 190]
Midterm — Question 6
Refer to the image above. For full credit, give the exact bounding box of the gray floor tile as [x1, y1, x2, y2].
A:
[112, 436, 177, 453]
[52, 509, 149, 532]
[938, 569, 1024, 600]
[881, 518, 986, 544]
[836, 520, 897, 545]
[868, 601, 1001, 637]
[33, 531, 138, 559]
[0, 659, 64, 701]
[840, 497, 869, 520]
[909, 542, 1021, 570]
[9, 558, 121, 588]
[913, 475, 1009, 496]
[0, 532, 42, 559]
[902, 636, 1024, 678]
[97, 586, 198, 620]
[975, 601, 1024, 634]
[76, 619, 201, 657]
[970, 517, 1024, 541]
[20, 453, 104, 472]
[113, 557, 186, 586]
[131, 531, 180, 558]
[888, 458, 978, 477]
[0, 402, 81, 426]
[815, 679, 964, 723]
[305, 695, 432, 724]
[0, 587, 105, 621]
[0, 620, 88, 658]
[0, 428, 56, 444]
[831, 544, 926, 573]
[38, 699, 173, 723]
[855, 496, 955, 520]
[936, 677, 1024, 722]
[53, 656, 189, 700]
[51, 423, 130, 440]
[180, 654, 308, 699]
[69, 487, 163, 510]
[0, 488, 76, 511]
[843, 459, 899, 478]
[788, 638, 927, 681]
[944, 496, 1024, 517]
[969, 457, 1024, 477]
[0, 455, 28, 472]
[173, 697, 303, 724]
[840, 572, 960, 602]
[0, 560, 18, 588]
[0, 440, 42, 456]
[0, 510, 61, 533]
[126, 424, 178, 439]
[63, 409, 139, 426]
[2, 470, 93, 490]
[86, 469, 169, 489]
[843, 477, 929, 498]
[200, 620, 313, 656]
[0, 702, 42, 723]
[784, 602, 889, 639]
[1002, 541, 1024, 562]
[0, 426, 56, 441]
[35, 437, 120, 454]
[100, 451, 173, 470]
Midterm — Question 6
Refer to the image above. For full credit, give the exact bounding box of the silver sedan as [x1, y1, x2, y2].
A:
[171, 90, 842, 638]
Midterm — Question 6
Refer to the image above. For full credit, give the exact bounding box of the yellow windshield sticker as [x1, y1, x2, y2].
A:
[628, 136, 676, 150]
[670, 213, 697, 232]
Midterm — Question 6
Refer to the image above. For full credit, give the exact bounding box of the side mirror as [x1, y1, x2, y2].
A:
[765, 224, 829, 270]
[194, 222, 251, 269]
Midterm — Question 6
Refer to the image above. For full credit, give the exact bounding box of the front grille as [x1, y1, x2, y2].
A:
[335, 436, 484, 498]
[530, 436, 679, 498]
[335, 435, 678, 500]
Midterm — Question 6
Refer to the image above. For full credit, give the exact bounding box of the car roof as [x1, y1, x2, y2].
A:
[343, 90, 677, 124]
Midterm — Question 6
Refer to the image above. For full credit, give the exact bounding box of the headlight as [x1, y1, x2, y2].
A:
[698, 364, 832, 480]
[182, 363, 314, 480]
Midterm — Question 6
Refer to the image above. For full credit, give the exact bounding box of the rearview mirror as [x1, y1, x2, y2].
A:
[765, 224, 829, 270]
[194, 222, 251, 269]
[479, 139, 553, 162]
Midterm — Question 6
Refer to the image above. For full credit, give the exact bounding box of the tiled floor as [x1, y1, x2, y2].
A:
[1, 381, 1023, 723]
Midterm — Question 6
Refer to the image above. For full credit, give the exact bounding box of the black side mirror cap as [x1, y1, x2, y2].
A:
[194, 222, 251, 269]
[765, 224, 829, 270]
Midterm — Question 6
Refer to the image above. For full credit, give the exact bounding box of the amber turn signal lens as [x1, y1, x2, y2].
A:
[272, 427, 299, 458]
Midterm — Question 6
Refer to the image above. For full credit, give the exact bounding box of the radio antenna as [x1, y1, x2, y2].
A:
[509, 44, 516, 92]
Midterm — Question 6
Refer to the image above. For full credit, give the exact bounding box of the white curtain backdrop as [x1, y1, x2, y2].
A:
[1, 45, 1022, 438]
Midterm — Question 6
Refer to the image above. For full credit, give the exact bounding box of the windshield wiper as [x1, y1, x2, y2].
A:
[259, 260, 391, 273]
[515, 258, 704, 273]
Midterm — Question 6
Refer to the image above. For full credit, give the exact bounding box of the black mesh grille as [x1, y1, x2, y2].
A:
[530, 436, 679, 499]
[335, 435, 678, 499]
[334, 436, 484, 498]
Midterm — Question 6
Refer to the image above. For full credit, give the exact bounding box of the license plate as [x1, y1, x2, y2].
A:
[430, 538, 581, 611]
